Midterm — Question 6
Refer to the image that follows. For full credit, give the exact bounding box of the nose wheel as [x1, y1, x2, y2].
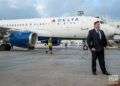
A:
[82, 40, 88, 50]
[83, 45, 88, 50]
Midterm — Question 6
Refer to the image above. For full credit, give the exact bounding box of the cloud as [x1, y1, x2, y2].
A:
[0, 0, 38, 19]
[0, 0, 120, 20]
[34, 3, 47, 17]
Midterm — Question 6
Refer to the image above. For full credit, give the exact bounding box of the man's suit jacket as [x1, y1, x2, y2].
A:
[87, 29, 107, 51]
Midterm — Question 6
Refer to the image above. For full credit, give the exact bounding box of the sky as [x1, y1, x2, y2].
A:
[0, 0, 120, 20]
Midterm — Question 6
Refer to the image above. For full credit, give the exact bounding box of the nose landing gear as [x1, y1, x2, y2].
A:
[82, 40, 88, 50]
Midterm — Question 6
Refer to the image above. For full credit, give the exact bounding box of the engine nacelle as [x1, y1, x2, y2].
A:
[9, 31, 37, 49]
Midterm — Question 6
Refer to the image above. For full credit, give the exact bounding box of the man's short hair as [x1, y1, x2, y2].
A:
[94, 21, 100, 25]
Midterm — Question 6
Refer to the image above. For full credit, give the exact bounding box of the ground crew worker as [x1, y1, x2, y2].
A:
[48, 37, 53, 54]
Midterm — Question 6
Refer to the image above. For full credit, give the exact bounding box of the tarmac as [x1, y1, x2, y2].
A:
[0, 47, 120, 86]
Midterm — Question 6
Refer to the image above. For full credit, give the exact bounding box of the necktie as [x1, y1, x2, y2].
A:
[97, 30, 101, 39]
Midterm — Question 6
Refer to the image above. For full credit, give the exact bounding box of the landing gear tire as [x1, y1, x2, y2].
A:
[5, 44, 11, 51]
[0, 44, 6, 51]
[83, 45, 88, 50]
[28, 46, 35, 50]
[0, 44, 11, 51]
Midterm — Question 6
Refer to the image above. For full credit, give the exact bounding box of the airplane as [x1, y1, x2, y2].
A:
[0, 16, 119, 51]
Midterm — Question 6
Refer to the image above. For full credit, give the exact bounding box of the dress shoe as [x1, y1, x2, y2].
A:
[103, 72, 111, 75]
[92, 72, 97, 75]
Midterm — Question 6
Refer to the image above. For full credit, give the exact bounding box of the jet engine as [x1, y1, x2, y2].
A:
[9, 31, 37, 49]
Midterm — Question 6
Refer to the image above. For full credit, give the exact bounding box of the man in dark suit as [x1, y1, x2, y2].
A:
[87, 21, 110, 75]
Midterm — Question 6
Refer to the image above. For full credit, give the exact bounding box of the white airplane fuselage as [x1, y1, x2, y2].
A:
[0, 16, 116, 39]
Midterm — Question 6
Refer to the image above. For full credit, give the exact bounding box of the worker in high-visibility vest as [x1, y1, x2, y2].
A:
[48, 37, 53, 54]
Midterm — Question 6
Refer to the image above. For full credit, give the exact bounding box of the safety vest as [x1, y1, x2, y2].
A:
[48, 42, 52, 48]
